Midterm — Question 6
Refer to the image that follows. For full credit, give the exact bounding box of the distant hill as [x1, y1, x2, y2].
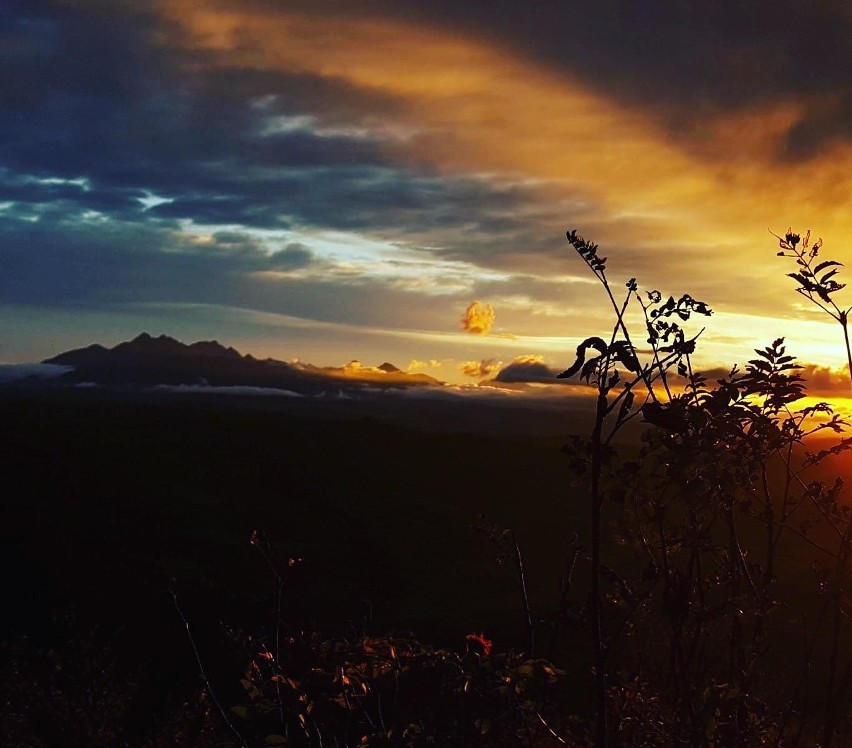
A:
[42, 332, 443, 392]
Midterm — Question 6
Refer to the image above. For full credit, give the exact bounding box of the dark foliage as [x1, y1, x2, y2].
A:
[553, 227, 852, 746]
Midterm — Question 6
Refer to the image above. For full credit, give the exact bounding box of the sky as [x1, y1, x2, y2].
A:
[4, 0, 852, 386]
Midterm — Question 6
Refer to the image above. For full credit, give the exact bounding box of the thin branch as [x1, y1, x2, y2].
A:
[171, 588, 250, 748]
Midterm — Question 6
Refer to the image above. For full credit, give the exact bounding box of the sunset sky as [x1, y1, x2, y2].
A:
[4, 0, 852, 386]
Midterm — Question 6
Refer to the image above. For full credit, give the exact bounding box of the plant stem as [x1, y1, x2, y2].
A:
[590, 391, 608, 747]
[841, 312, 852, 389]
[171, 589, 249, 748]
[511, 531, 536, 657]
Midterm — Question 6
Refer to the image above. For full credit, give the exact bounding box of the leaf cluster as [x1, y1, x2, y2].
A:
[566, 230, 607, 276]
[776, 229, 842, 303]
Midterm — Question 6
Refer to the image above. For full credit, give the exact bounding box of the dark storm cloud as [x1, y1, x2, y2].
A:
[0, 204, 454, 332]
[0, 1, 575, 252]
[0, 0, 618, 346]
[0, 171, 147, 215]
[141, 164, 547, 233]
[0, 3, 403, 224]
[0, 206, 321, 307]
[269, 243, 313, 269]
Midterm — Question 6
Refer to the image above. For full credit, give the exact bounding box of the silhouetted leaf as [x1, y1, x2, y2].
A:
[814, 260, 842, 274]
[557, 337, 608, 379]
[581, 357, 599, 383]
[616, 389, 634, 425]
[610, 340, 642, 374]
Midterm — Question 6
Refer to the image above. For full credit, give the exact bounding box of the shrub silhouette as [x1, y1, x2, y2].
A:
[553, 227, 852, 746]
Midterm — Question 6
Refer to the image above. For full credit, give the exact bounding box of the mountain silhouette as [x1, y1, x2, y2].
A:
[42, 333, 442, 392]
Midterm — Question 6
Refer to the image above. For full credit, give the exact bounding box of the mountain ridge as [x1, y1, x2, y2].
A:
[42, 333, 442, 392]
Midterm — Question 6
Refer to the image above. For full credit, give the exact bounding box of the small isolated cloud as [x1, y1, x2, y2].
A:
[459, 359, 503, 378]
[342, 360, 383, 375]
[407, 358, 444, 372]
[268, 242, 315, 270]
[461, 300, 495, 335]
[495, 354, 560, 384]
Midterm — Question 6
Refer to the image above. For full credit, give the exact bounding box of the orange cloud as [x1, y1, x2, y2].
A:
[459, 359, 503, 378]
[407, 359, 443, 372]
[160, 3, 852, 245]
[160, 3, 852, 248]
[461, 301, 495, 335]
[342, 360, 377, 375]
[510, 354, 546, 365]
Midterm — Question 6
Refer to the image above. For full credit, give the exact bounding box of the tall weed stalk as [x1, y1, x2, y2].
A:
[776, 228, 852, 747]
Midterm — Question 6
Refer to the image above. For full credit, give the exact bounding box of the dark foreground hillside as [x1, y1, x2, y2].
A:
[5, 386, 852, 745]
[0, 387, 588, 745]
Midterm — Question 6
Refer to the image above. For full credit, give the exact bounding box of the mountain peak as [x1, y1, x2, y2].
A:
[41, 333, 260, 387]
[43, 343, 110, 367]
[114, 333, 183, 356]
[187, 340, 242, 359]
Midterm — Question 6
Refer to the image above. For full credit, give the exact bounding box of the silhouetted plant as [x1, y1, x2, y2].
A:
[775, 228, 852, 747]
[560, 228, 713, 746]
[557, 227, 852, 745]
[775, 228, 852, 384]
[472, 514, 536, 658]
